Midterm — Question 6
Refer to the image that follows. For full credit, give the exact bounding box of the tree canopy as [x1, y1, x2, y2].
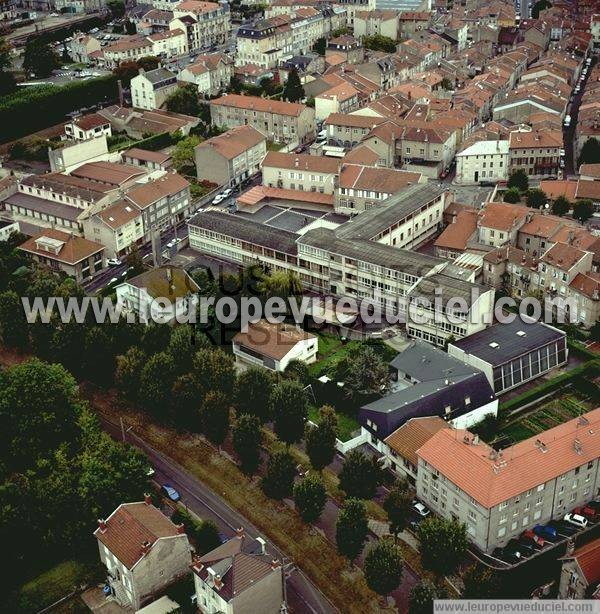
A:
[507, 169, 529, 192]
[551, 195, 570, 216]
[270, 380, 308, 446]
[363, 34, 397, 53]
[578, 137, 600, 166]
[339, 449, 384, 499]
[293, 474, 326, 524]
[335, 498, 368, 561]
[261, 450, 296, 500]
[283, 68, 305, 103]
[573, 199, 594, 223]
[363, 540, 404, 595]
[23, 39, 60, 78]
[418, 517, 468, 577]
[305, 405, 338, 471]
[526, 188, 547, 209]
[166, 83, 201, 116]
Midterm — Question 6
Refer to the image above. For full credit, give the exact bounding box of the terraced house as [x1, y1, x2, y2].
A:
[170, 0, 231, 52]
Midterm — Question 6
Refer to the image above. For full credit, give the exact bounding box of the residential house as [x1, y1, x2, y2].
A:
[261, 151, 340, 194]
[97, 106, 200, 139]
[416, 407, 600, 553]
[170, 0, 231, 52]
[123, 148, 172, 171]
[559, 538, 600, 599]
[455, 140, 509, 184]
[194, 125, 266, 187]
[315, 83, 360, 122]
[0, 218, 20, 242]
[64, 114, 112, 142]
[326, 35, 365, 65]
[232, 320, 318, 371]
[131, 68, 178, 111]
[434, 208, 479, 260]
[70, 33, 101, 64]
[354, 9, 399, 40]
[116, 266, 199, 323]
[18, 229, 105, 283]
[209, 95, 316, 144]
[95, 497, 191, 609]
[177, 53, 232, 96]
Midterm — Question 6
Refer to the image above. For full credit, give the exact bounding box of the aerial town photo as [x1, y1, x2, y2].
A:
[0, 0, 599, 610]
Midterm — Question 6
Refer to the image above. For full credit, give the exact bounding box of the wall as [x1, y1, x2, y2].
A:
[49, 136, 110, 173]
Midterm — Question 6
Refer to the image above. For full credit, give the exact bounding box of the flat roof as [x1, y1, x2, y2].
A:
[449, 317, 566, 366]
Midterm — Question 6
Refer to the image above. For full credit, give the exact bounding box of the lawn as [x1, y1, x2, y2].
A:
[13, 560, 100, 613]
[266, 140, 285, 151]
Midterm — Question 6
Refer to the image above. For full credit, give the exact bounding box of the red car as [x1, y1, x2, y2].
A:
[574, 506, 598, 521]
[520, 530, 545, 548]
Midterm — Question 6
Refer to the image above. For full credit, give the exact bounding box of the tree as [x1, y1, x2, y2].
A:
[115, 347, 146, 401]
[507, 169, 529, 192]
[172, 135, 201, 176]
[0, 37, 12, 72]
[284, 359, 310, 385]
[23, 39, 60, 78]
[113, 61, 139, 87]
[578, 137, 600, 166]
[440, 77, 453, 90]
[0, 290, 28, 349]
[139, 351, 177, 415]
[409, 582, 446, 614]
[462, 564, 503, 598]
[171, 373, 202, 430]
[125, 244, 144, 275]
[294, 474, 326, 523]
[107, 0, 125, 17]
[470, 413, 497, 441]
[418, 517, 468, 577]
[573, 199, 594, 223]
[167, 325, 195, 375]
[313, 37, 326, 56]
[305, 405, 338, 471]
[503, 187, 521, 203]
[194, 519, 222, 554]
[383, 481, 413, 536]
[141, 322, 172, 355]
[232, 413, 262, 475]
[234, 366, 274, 423]
[166, 83, 201, 116]
[343, 345, 389, 398]
[552, 195, 570, 216]
[364, 540, 404, 596]
[335, 498, 368, 561]
[258, 270, 302, 300]
[591, 321, 600, 342]
[270, 380, 308, 446]
[283, 68, 305, 103]
[137, 56, 160, 72]
[200, 391, 230, 446]
[193, 348, 236, 399]
[363, 34, 397, 53]
[124, 20, 137, 35]
[526, 188, 547, 209]
[339, 449, 384, 499]
[0, 71, 16, 96]
[261, 450, 296, 500]
[531, 0, 551, 18]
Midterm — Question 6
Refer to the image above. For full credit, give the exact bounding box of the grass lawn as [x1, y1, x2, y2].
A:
[266, 140, 285, 151]
[15, 560, 100, 613]
[495, 391, 594, 445]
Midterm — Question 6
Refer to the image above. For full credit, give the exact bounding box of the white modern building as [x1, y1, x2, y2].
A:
[455, 140, 509, 185]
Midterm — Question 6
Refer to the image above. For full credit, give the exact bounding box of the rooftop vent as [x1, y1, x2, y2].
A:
[516, 330, 526, 337]
[489, 342, 499, 348]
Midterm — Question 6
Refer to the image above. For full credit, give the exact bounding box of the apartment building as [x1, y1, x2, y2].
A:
[417, 408, 600, 554]
[131, 68, 178, 111]
[83, 199, 144, 259]
[170, 0, 231, 52]
[262, 151, 340, 194]
[455, 140, 509, 184]
[324, 113, 387, 149]
[326, 34, 365, 65]
[177, 53, 233, 96]
[194, 125, 266, 187]
[509, 130, 563, 178]
[315, 84, 361, 122]
[210, 95, 315, 144]
[102, 36, 154, 68]
[147, 28, 188, 58]
[477, 202, 529, 248]
[354, 9, 399, 40]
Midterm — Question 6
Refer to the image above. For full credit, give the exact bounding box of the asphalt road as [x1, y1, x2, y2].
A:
[100, 415, 336, 614]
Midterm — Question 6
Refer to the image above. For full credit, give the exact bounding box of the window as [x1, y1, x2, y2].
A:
[537, 484, 545, 492]
[497, 527, 506, 538]
[499, 513, 507, 524]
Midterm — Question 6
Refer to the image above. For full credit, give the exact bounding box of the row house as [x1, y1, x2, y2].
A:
[209, 94, 315, 144]
[509, 130, 563, 178]
[323, 112, 386, 149]
[170, 0, 231, 52]
[261, 151, 340, 194]
[353, 9, 400, 41]
[177, 52, 233, 96]
[314, 83, 360, 121]
[326, 35, 365, 65]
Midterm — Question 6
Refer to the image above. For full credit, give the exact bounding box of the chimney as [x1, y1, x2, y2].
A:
[214, 574, 223, 590]
[236, 527, 245, 539]
[270, 559, 281, 570]
[144, 493, 152, 505]
[98, 519, 107, 533]
[141, 540, 151, 556]
[176, 523, 186, 534]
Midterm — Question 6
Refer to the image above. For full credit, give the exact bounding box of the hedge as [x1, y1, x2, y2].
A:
[568, 339, 598, 362]
[0, 75, 119, 144]
[499, 359, 600, 414]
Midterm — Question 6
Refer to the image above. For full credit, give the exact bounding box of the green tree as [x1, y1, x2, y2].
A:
[284, 359, 310, 385]
[409, 582, 446, 614]
[137, 56, 160, 71]
[0, 290, 28, 348]
[261, 450, 296, 500]
[462, 564, 503, 598]
[526, 188, 547, 209]
[294, 474, 326, 523]
[172, 134, 201, 176]
[113, 60, 139, 87]
[363, 34, 397, 53]
[271, 380, 308, 446]
[125, 243, 144, 275]
[339, 449, 383, 499]
[552, 195, 570, 216]
[125, 20, 137, 35]
[194, 519, 222, 554]
[503, 187, 521, 203]
[200, 390, 230, 446]
[383, 480, 413, 537]
[305, 405, 338, 471]
[258, 270, 302, 299]
[234, 366, 274, 423]
[139, 351, 177, 415]
[335, 498, 368, 561]
[590, 321, 600, 342]
[343, 345, 389, 398]
[167, 325, 195, 375]
[23, 39, 60, 78]
[166, 83, 201, 116]
[507, 169, 529, 192]
[107, 0, 125, 17]
[141, 322, 172, 355]
[193, 348, 236, 399]
[364, 540, 404, 595]
[0, 37, 12, 72]
[313, 37, 326, 55]
[171, 373, 202, 430]
[232, 413, 262, 475]
[531, 0, 551, 17]
[578, 137, 600, 166]
[0, 71, 16, 96]
[418, 517, 468, 577]
[115, 347, 146, 401]
[470, 413, 498, 441]
[283, 68, 305, 102]
[440, 77, 453, 90]
[573, 199, 594, 223]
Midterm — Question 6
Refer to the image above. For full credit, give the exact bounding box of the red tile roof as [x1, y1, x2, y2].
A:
[19, 229, 104, 264]
[434, 209, 478, 251]
[211, 94, 308, 117]
[562, 538, 600, 585]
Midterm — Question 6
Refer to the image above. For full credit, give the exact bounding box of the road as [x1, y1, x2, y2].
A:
[99, 415, 336, 614]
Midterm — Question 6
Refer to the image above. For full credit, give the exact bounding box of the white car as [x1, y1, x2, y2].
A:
[109, 277, 118, 285]
[107, 258, 122, 266]
[412, 501, 431, 518]
[166, 239, 176, 249]
[564, 513, 588, 529]
[212, 194, 226, 205]
[221, 187, 233, 198]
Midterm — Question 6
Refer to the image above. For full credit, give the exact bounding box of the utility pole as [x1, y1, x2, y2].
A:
[120, 416, 126, 442]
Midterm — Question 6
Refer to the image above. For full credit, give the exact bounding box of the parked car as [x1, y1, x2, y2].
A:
[493, 547, 521, 565]
[520, 530, 545, 548]
[221, 187, 233, 198]
[107, 258, 122, 266]
[564, 513, 588, 529]
[534, 524, 560, 542]
[549, 520, 579, 537]
[573, 506, 598, 522]
[166, 239, 176, 249]
[161, 484, 181, 502]
[587, 500, 600, 513]
[412, 501, 431, 518]
[506, 538, 535, 557]
[212, 193, 226, 205]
